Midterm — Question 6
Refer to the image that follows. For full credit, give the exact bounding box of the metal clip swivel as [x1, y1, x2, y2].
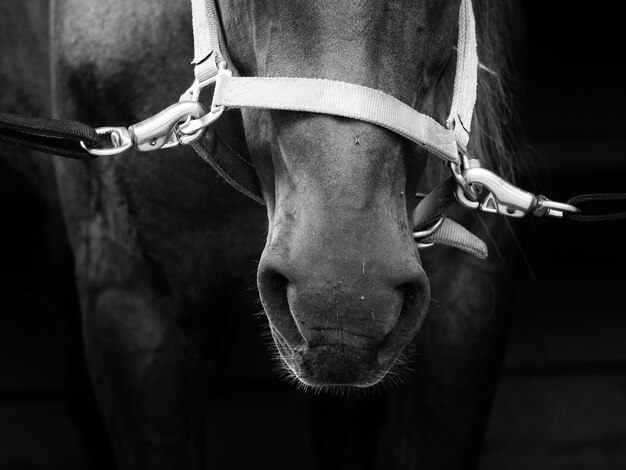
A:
[451, 161, 579, 218]
[129, 101, 207, 151]
[80, 101, 207, 156]
[79, 63, 232, 157]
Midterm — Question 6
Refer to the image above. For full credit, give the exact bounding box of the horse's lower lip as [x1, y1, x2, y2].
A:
[272, 338, 398, 387]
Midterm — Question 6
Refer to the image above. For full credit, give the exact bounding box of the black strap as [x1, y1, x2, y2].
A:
[0, 112, 100, 159]
[191, 126, 264, 204]
[412, 178, 460, 230]
[566, 193, 626, 222]
[2, 111, 623, 226]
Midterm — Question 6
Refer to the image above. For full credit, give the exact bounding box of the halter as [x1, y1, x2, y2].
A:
[1, 0, 595, 259]
[75, 0, 582, 259]
[180, 0, 477, 164]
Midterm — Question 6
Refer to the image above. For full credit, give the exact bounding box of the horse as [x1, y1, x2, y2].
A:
[1, 0, 524, 468]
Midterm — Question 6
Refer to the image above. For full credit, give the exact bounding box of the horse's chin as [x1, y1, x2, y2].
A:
[269, 325, 407, 391]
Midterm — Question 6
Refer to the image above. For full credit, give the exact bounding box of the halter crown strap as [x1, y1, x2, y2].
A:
[447, 0, 478, 148]
[191, 0, 224, 84]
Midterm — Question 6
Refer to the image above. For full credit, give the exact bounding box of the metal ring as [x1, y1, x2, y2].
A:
[178, 105, 225, 136]
[455, 185, 480, 209]
[180, 63, 232, 103]
[80, 127, 133, 157]
[415, 241, 435, 249]
[176, 123, 206, 145]
[449, 161, 479, 201]
[413, 217, 444, 241]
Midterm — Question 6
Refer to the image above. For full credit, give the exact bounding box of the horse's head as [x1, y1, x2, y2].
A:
[218, 0, 462, 389]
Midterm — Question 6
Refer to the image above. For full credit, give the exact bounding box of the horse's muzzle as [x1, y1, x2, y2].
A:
[258, 254, 430, 388]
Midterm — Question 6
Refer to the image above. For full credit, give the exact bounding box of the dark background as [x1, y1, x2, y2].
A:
[1, 1, 625, 469]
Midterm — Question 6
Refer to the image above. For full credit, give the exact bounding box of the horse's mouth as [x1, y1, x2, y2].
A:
[268, 323, 408, 390]
[258, 265, 427, 390]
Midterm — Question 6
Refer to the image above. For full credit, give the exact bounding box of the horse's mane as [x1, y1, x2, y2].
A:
[434, 0, 524, 182]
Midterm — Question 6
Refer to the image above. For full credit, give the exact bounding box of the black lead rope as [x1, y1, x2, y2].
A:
[1, 111, 626, 223]
[566, 193, 626, 223]
[0, 112, 100, 159]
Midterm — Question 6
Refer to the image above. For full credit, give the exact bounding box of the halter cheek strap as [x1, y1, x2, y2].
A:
[447, 0, 478, 147]
[190, 0, 223, 85]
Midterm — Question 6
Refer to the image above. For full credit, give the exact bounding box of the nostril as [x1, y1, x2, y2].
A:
[257, 268, 306, 349]
[258, 268, 289, 313]
[400, 281, 426, 310]
[396, 282, 424, 330]
[378, 279, 430, 363]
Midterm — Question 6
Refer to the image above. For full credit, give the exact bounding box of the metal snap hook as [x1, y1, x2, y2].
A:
[450, 164, 580, 219]
[128, 101, 207, 151]
[454, 166, 535, 217]
[79, 101, 209, 156]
